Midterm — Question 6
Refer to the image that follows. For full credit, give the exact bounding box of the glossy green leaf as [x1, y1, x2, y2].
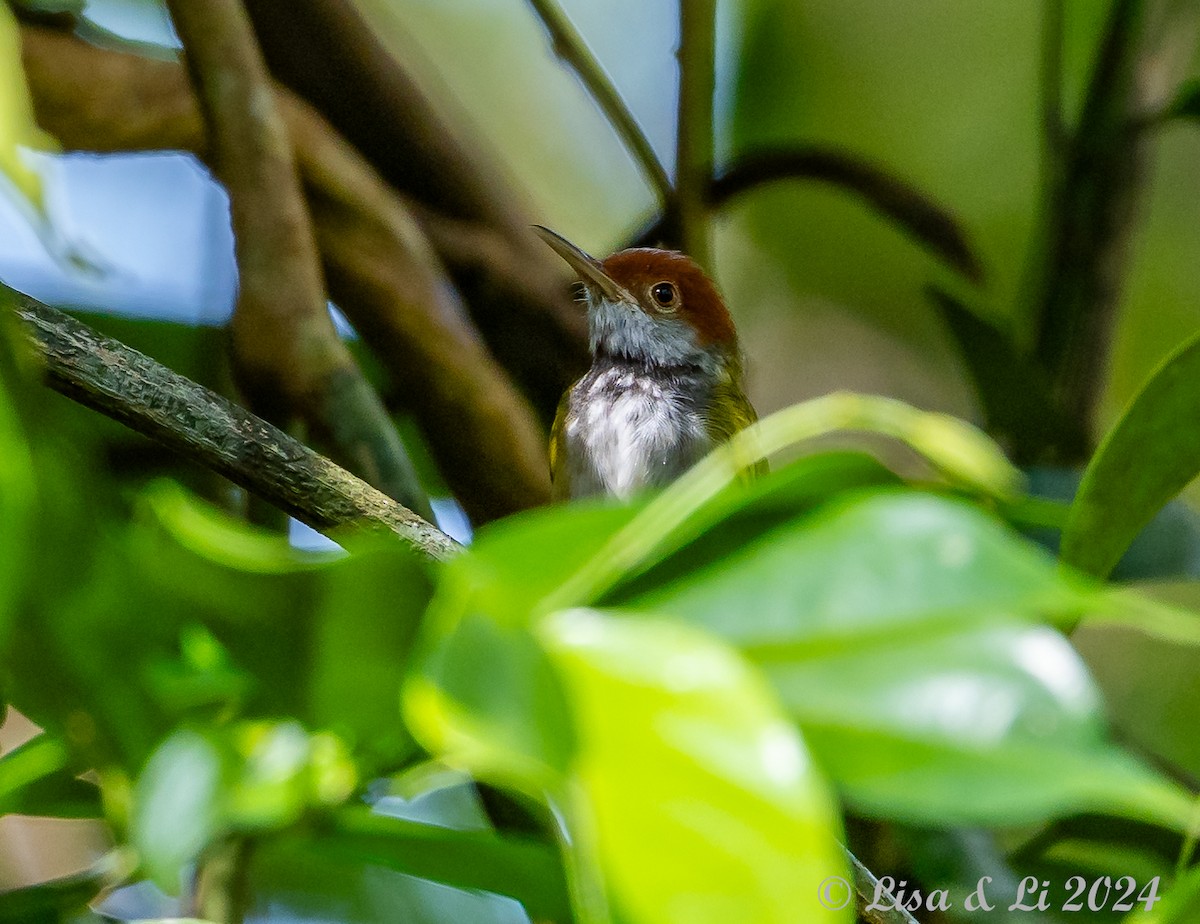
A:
[539, 610, 849, 924]
[619, 490, 1088, 645]
[1063, 330, 1200, 577]
[409, 607, 851, 924]
[614, 491, 1192, 829]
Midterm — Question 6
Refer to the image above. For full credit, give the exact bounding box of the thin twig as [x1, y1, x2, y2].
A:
[7, 289, 459, 562]
[525, 0, 673, 207]
[704, 147, 983, 282]
[675, 0, 717, 269]
[165, 0, 433, 522]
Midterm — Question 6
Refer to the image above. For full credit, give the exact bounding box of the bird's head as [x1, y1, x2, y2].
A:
[534, 226, 739, 373]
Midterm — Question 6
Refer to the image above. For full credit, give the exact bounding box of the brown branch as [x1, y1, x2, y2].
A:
[164, 0, 433, 523]
[6, 288, 458, 562]
[675, 0, 717, 269]
[286, 95, 554, 521]
[524, 0, 673, 206]
[238, 0, 588, 419]
[1027, 0, 1199, 460]
[19, 23, 556, 522]
[241, 0, 526, 232]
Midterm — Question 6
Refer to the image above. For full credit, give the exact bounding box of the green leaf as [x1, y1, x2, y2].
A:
[1074, 601, 1200, 781]
[537, 610, 849, 924]
[614, 491, 1192, 829]
[0, 867, 106, 923]
[0, 5, 56, 219]
[448, 451, 895, 626]
[132, 728, 224, 890]
[128, 483, 433, 771]
[0, 735, 100, 818]
[619, 489, 1086, 645]
[315, 806, 571, 921]
[408, 612, 579, 787]
[1063, 330, 1200, 577]
[133, 722, 358, 891]
[408, 608, 851, 924]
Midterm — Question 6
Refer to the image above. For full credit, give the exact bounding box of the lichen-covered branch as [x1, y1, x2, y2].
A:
[8, 289, 458, 562]
[165, 0, 432, 522]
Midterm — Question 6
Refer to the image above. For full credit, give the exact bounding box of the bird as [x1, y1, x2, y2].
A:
[534, 226, 760, 501]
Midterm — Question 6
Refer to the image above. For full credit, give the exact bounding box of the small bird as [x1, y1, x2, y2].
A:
[534, 226, 759, 501]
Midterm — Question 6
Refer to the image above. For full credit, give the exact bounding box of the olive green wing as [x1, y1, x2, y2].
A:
[704, 379, 769, 479]
[548, 387, 573, 500]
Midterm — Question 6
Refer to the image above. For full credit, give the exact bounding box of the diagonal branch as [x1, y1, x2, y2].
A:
[5, 287, 458, 562]
[165, 0, 432, 522]
[524, 0, 673, 206]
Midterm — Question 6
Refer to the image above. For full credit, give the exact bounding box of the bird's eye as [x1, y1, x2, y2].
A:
[650, 281, 678, 310]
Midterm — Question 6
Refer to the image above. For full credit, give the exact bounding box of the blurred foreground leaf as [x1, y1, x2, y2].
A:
[409, 607, 849, 924]
[313, 805, 569, 920]
[0, 734, 100, 818]
[0, 4, 56, 218]
[133, 722, 357, 890]
[0, 865, 108, 923]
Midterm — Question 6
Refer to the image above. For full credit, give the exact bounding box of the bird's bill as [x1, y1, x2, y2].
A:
[533, 225, 631, 303]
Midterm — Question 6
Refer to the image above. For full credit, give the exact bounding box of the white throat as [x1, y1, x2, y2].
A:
[588, 297, 717, 373]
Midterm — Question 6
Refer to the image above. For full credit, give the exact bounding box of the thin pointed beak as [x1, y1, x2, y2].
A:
[533, 225, 630, 303]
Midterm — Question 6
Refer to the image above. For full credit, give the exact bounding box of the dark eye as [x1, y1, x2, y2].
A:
[650, 281, 678, 309]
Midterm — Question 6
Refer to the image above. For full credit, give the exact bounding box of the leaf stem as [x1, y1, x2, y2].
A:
[525, 0, 673, 207]
[675, 0, 717, 268]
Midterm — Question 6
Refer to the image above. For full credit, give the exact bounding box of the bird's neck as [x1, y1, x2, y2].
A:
[588, 301, 732, 378]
